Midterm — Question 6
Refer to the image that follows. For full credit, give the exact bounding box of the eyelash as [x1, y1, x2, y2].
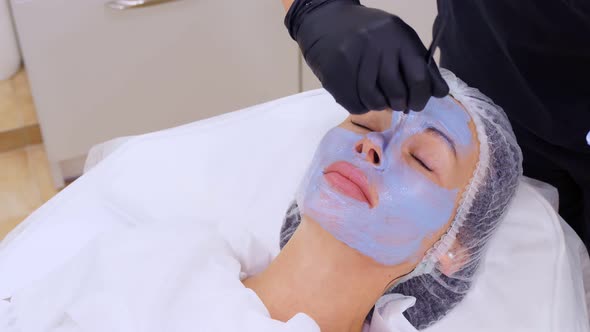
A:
[351, 120, 373, 131]
[352, 120, 433, 173]
[411, 153, 433, 172]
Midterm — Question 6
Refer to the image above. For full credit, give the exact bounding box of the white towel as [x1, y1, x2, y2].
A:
[2, 219, 416, 332]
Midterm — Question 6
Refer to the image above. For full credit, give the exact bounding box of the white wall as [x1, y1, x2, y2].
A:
[0, 0, 21, 80]
[12, 0, 298, 186]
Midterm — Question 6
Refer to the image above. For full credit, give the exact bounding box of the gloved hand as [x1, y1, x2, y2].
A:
[285, 0, 449, 114]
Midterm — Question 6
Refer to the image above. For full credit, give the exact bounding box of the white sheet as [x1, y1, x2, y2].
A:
[1, 219, 417, 332]
[0, 89, 588, 331]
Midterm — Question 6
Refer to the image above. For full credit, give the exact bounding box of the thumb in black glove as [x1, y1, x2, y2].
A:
[285, 0, 449, 114]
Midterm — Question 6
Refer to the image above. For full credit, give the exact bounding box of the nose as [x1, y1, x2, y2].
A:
[354, 134, 383, 166]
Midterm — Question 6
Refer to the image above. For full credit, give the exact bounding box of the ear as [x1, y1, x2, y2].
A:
[437, 239, 468, 276]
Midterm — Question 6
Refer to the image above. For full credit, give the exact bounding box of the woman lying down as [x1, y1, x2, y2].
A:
[0, 70, 522, 332]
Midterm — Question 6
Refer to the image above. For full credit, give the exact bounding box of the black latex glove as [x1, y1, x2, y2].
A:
[285, 0, 449, 114]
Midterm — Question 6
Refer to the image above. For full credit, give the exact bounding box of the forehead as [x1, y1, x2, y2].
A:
[394, 96, 473, 147]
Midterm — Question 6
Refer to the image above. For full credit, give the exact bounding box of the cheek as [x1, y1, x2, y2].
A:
[296, 128, 364, 206]
[376, 160, 458, 235]
[312, 128, 363, 165]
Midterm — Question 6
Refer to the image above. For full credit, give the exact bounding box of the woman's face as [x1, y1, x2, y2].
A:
[296, 96, 479, 266]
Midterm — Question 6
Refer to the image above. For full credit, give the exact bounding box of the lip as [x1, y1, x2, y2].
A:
[323, 161, 377, 208]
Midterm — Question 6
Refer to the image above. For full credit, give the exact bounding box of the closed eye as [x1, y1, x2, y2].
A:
[411, 153, 433, 172]
[351, 120, 373, 131]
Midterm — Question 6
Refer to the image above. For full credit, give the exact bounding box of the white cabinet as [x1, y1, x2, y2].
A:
[0, 0, 21, 80]
[11, 0, 299, 186]
[302, 0, 438, 91]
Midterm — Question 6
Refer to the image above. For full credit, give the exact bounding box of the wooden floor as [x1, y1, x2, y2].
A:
[0, 69, 56, 240]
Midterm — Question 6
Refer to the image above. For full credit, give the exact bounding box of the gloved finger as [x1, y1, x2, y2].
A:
[428, 60, 450, 97]
[330, 77, 367, 114]
[358, 43, 388, 111]
[320, 51, 367, 114]
[401, 53, 431, 112]
[378, 51, 408, 112]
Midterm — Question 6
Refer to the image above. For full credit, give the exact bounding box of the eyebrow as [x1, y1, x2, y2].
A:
[426, 127, 457, 157]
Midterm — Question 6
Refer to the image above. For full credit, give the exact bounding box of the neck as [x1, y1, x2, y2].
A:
[243, 217, 411, 332]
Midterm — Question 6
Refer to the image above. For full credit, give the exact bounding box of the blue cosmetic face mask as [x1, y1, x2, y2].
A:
[296, 96, 474, 265]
